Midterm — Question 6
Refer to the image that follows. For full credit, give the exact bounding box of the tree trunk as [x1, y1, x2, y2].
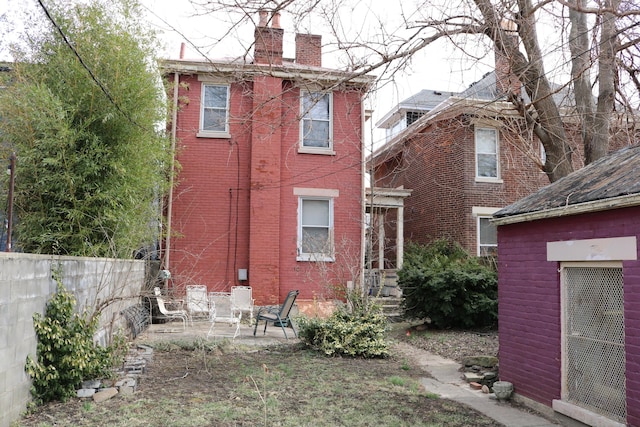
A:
[569, 0, 596, 161]
[475, 0, 574, 182]
[590, 0, 618, 163]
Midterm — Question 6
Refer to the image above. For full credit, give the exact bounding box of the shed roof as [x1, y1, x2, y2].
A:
[494, 144, 640, 224]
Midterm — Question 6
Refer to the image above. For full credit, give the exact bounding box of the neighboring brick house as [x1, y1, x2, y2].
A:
[160, 12, 373, 306]
[370, 57, 633, 262]
[370, 68, 550, 260]
[493, 144, 640, 426]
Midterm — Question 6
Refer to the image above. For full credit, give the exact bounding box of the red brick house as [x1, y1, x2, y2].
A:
[369, 70, 549, 262]
[493, 144, 640, 426]
[160, 12, 373, 306]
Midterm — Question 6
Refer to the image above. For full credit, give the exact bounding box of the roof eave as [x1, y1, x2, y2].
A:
[369, 97, 518, 166]
[159, 59, 375, 87]
[493, 193, 640, 226]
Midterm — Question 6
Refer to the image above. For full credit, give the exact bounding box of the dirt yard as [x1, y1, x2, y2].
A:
[16, 324, 503, 427]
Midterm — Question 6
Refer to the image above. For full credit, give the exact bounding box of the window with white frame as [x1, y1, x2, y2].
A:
[200, 83, 230, 135]
[473, 206, 499, 256]
[475, 127, 499, 179]
[478, 216, 497, 256]
[301, 91, 332, 150]
[298, 197, 334, 261]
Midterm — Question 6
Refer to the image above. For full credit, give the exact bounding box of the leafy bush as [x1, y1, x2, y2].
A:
[25, 279, 123, 404]
[297, 292, 389, 358]
[398, 240, 497, 329]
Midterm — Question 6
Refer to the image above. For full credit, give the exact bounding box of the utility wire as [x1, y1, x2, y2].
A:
[36, 0, 142, 128]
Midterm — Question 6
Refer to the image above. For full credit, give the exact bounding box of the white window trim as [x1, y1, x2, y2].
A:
[296, 188, 337, 262]
[197, 82, 231, 139]
[299, 91, 334, 155]
[473, 207, 500, 257]
[475, 126, 501, 182]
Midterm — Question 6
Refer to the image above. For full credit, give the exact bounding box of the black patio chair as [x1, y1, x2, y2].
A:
[253, 290, 299, 339]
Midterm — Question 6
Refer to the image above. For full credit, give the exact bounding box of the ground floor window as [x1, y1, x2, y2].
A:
[472, 207, 499, 257]
[297, 195, 334, 262]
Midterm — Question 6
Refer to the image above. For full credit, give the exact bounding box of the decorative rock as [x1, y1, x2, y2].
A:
[463, 372, 484, 383]
[93, 387, 118, 403]
[462, 355, 499, 368]
[492, 381, 514, 400]
[469, 382, 482, 390]
[481, 385, 490, 394]
[119, 386, 135, 396]
[77, 388, 96, 398]
[137, 344, 154, 361]
[82, 379, 101, 389]
[115, 377, 137, 392]
[483, 371, 497, 380]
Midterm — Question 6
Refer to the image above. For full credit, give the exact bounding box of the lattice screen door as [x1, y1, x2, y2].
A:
[561, 263, 626, 424]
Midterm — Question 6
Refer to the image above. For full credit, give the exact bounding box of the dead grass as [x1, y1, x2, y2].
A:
[16, 337, 503, 427]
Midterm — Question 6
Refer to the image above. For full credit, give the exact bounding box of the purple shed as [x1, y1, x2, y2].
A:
[493, 145, 640, 427]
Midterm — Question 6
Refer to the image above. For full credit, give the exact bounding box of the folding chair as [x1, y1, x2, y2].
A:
[231, 286, 255, 322]
[253, 290, 299, 339]
[153, 287, 190, 330]
[186, 285, 209, 319]
[207, 292, 242, 339]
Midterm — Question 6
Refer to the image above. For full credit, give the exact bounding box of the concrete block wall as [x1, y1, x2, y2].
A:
[0, 252, 145, 427]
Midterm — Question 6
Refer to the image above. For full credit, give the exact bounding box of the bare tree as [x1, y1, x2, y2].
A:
[184, 0, 639, 182]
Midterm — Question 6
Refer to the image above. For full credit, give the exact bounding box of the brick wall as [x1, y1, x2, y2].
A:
[374, 116, 547, 255]
[167, 74, 365, 305]
[169, 75, 252, 291]
[295, 34, 322, 67]
[497, 206, 640, 426]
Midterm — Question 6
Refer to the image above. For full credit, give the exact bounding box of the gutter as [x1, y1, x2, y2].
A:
[492, 193, 640, 226]
[159, 59, 375, 87]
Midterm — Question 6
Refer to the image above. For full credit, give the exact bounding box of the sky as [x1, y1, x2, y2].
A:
[1, 0, 494, 146]
[139, 0, 494, 147]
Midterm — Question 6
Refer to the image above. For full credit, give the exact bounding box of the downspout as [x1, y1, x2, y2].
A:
[359, 96, 367, 295]
[164, 68, 179, 287]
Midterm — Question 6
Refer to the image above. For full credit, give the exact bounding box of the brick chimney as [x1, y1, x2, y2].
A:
[295, 33, 322, 67]
[254, 11, 284, 65]
[495, 19, 521, 96]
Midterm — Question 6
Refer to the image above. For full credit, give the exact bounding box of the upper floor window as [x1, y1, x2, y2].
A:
[298, 197, 334, 262]
[406, 111, 424, 126]
[301, 91, 332, 152]
[199, 83, 230, 137]
[475, 127, 499, 179]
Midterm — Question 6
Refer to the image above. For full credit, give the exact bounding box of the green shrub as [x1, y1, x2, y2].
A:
[25, 278, 123, 404]
[398, 240, 497, 329]
[297, 293, 389, 358]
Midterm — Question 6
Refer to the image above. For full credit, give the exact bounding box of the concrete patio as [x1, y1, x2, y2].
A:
[135, 318, 299, 346]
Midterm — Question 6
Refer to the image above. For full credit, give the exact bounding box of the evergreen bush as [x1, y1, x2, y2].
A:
[297, 292, 389, 358]
[25, 278, 124, 404]
[398, 240, 497, 329]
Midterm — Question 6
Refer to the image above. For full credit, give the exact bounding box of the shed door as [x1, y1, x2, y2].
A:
[561, 263, 626, 424]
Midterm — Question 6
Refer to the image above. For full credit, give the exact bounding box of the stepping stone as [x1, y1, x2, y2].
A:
[93, 387, 118, 403]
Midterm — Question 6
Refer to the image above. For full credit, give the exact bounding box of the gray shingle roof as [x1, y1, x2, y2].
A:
[494, 144, 640, 218]
[399, 89, 458, 110]
[375, 89, 458, 128]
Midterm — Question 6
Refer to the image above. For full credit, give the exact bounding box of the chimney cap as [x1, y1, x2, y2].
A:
[272, 11, 281, 29]
[258, 10, 268, 27]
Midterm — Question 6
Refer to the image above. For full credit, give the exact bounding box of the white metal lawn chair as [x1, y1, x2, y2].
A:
[207, 292, 242, 339]
[231, 286, 255, 322]
[186, 285, 209, 319]
[153, 287, 190, 330]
